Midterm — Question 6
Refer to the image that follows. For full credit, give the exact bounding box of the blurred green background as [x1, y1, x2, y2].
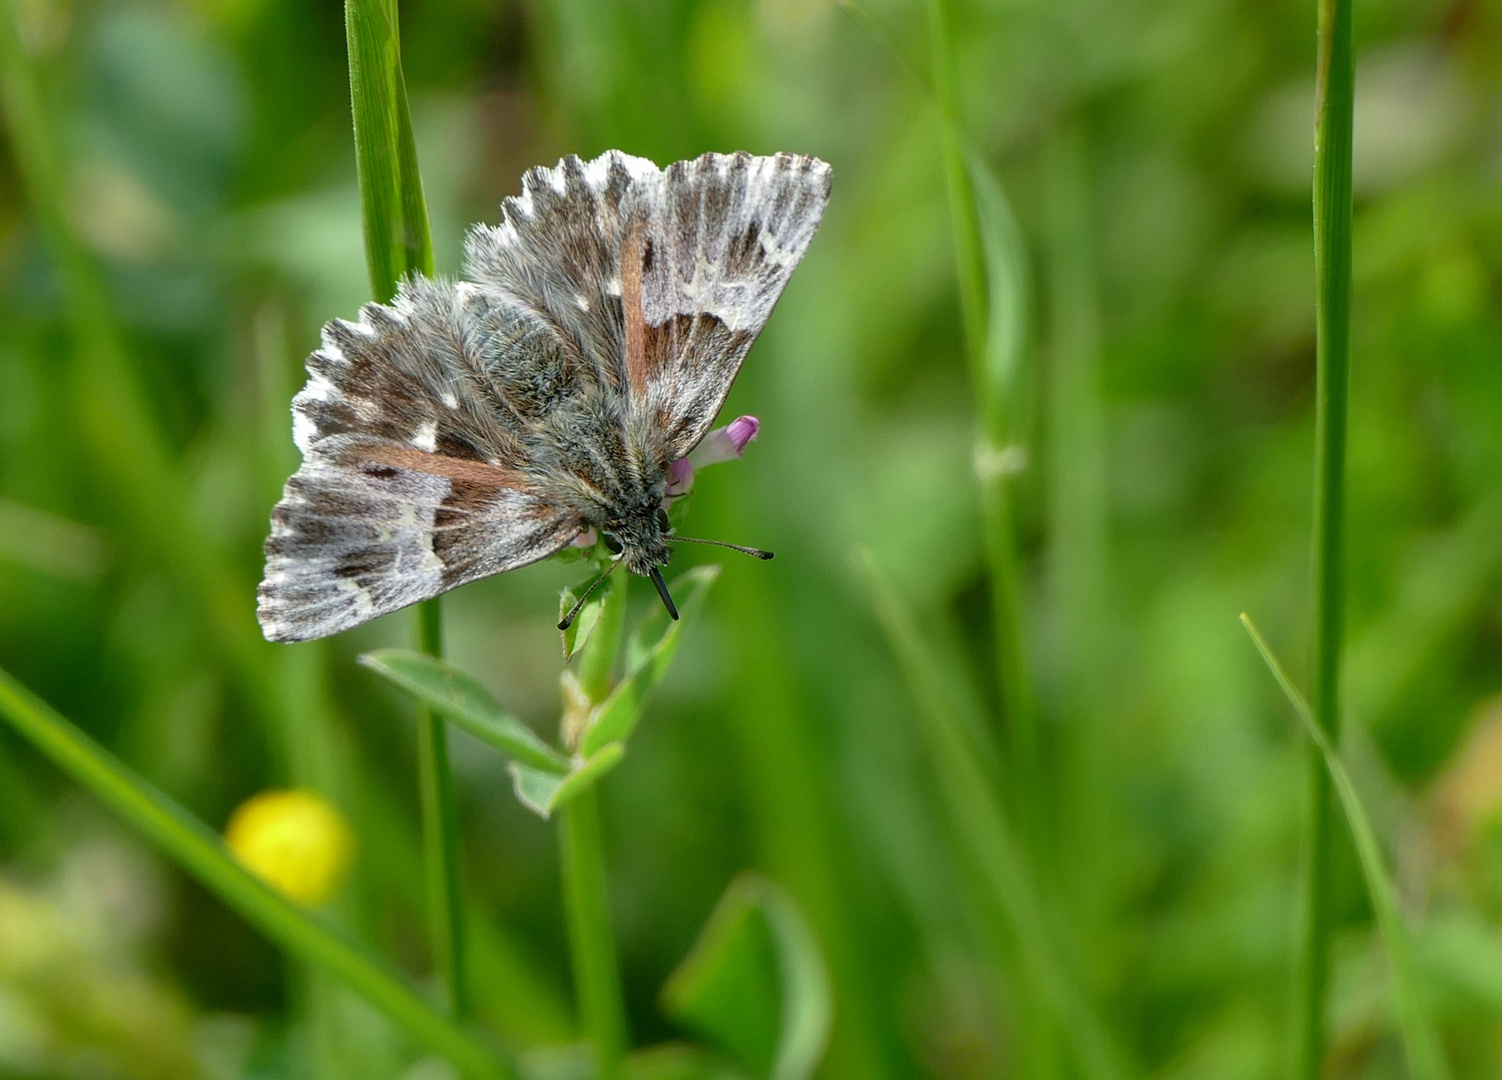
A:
[2, 0, 1502, 1077]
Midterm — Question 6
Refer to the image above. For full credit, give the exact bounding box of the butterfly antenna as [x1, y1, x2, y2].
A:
[558, 560, 621, 631]
[668, 536, 775, 560]
[648, 566, 679, 621]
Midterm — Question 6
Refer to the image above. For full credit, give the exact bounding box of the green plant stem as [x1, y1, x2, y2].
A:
[925, 0, 1044, 859]
[559, 568, 630, 1076]
[559, 786, 628, 1080]
[344, 0, 466, 1018]
[0, 666, 513, 1080]
[1294, 0, 1354, 1076]
[417, 598, 468, 1018]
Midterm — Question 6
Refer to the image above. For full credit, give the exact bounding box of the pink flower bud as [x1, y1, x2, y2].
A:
[688, 416, 760, 469]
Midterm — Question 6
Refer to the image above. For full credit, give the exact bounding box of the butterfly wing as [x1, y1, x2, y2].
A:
[465, 150, 831, 459]
[637, 152, 832, 457]
[258, 277, 586, 643]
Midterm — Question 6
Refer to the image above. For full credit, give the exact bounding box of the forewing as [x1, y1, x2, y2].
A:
[258, 277, 585, 643]
[464, 151, 831, 460]
[639, 152, 831, 457]
[464, 151, 658, 395]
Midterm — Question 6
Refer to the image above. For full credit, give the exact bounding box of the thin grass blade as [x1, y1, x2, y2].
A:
[0, 666, 513, 1080]
[1241, 615, 1451, 1080]
[346, 0, 433, 302]
[1297, 0, 1357, 1071]
[345, 0, 464, 1018]
[856, 550, 1123, 1080]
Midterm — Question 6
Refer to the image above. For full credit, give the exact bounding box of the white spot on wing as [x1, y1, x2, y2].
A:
[413, 420, 438, 452]
[292, 409, 319, 453]
[301, 374, 336, 403]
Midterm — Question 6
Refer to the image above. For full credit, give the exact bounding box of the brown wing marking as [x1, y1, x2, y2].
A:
[621, 224, 649, 401]
[360, 443, 528, 489]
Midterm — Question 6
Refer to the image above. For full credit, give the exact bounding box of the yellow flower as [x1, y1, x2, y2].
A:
[224, 789, 355, 907]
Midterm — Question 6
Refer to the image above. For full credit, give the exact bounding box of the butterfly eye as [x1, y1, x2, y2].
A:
[655, 507, 672, 532]
[602, 533, 623, 555]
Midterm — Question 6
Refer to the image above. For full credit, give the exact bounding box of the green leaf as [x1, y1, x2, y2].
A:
[1241, 614, 1453, 1080]
[359, 650, 568, 773]
[0, 665, 512, 1080]
[561, 583, 606, 662]
[579, 565, 718, 758]
[964, 141, 1031, 444]
[661, 874, 830, 1080]
[509, 742, 626, 819]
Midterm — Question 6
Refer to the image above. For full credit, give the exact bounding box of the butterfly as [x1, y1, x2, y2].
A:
[257, 150, 832, 643]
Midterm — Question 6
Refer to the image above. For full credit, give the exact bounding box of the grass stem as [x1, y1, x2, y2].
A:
[344, 0, 466, 1018]
[559, 568, 630, 1075]
[417, 597, 468, 1018]
[1294, 0, 1354, 1075]
[559, 786, 628, 1080]
[925, 0, 1044, 859]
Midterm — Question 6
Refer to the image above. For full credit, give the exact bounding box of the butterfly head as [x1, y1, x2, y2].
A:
[600, 505, 674, 579]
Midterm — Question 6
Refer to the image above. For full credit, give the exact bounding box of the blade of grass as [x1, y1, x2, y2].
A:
[344, 0, 465, 1019]
[924, 0, 1043, 861]
[347, 0, 435, 297]
[0, 666, 514, 1080]
[857, 550, 1123, 1080]
[1240, 616, 1452, 1080]
[1296, 0, 1355, 1074]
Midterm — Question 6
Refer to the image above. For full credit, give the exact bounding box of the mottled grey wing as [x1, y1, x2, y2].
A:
[258, 277, 586, 643]
[464, 151, 656, 395]
[464, 150, 831, 460]
[637, 152, 831, 457]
